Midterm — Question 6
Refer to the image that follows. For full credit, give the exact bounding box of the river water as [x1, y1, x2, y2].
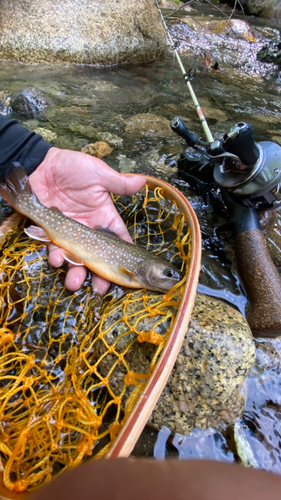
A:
[0, 2, 281, 474]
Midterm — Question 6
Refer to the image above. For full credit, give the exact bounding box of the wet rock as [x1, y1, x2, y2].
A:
[118, 155, 137, 173]
[167, 9, 279, 78]
[90, 81, 120, 92]
[0, 90, 10, 114]
[0, 0, 166, 65]
[248, 0, 281, 21]
[99, 132, 123, 148]
[67, 123, 101, 141]
[149, 293, 255, 435]
[224, 1, 281, 22]
[96, 291, 255, 434]
[160, 0, 184, 7]
[81, 141, 113, 159]
[124, 113, 174, 138]
[257, 34, 281, 66]
[33, 128, 57, 143]
[197, 101, 228, 122]
[238, 338, 281, 473]
[9, 88, 49, 118]
[203, 19, 256, 43]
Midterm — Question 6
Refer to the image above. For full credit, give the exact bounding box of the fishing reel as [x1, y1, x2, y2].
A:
[172, 117, 281, 212]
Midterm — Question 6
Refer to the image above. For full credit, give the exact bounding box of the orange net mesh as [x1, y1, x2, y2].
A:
[0, 185, 191, 493]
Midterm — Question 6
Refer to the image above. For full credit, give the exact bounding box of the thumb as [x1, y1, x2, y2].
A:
[99, 166, 147, 196]
[91, 156, 147, 195]
[120, 173, 147, 196]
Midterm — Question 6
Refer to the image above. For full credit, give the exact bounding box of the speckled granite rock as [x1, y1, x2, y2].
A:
[149, 293, 256, 434]
[0, 0, 166, 65]
[97, 291, 256, 434]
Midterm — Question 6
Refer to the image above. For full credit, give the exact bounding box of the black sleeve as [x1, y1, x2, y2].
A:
[0, 115, 53, 180]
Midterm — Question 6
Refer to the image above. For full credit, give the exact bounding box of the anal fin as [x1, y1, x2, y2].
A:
[63, 252, 84, 266]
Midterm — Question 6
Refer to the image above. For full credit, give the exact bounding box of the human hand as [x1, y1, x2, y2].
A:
[29, 147, 146, 294]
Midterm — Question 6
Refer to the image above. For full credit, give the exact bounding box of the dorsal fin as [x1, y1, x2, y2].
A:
[50, 206, 64, 215]
[96, 227, 120, 239]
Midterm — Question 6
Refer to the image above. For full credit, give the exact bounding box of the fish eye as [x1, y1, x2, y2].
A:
[163, 268, 176, 278]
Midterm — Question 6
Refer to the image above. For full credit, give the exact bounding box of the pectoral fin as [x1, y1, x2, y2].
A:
[24, 225, 51, 242]
[120, 265, 137, 282]
[63, 252, 84, 266]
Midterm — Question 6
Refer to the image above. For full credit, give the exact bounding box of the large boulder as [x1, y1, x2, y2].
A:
[246, 0, 281, 20]
[0, 0, 166, 65]
[222, 0, 281, 21]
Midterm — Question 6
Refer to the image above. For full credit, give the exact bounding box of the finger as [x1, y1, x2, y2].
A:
[64, 265, 88, 292]
[48, 243, 66, 267]
[47, 241, 123, 292]
[119, 173, 147, 196]
[105, 214, 134, 244]
[94, 161, 147, 196]
[92, 274, 111, 295]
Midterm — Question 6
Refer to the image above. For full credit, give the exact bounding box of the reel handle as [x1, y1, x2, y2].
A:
[235, 228, 281, 338]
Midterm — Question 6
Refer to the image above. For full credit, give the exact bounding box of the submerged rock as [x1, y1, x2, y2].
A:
[124, 113, 174, 138]
[0, 0, 166, 65]
[33, 128, 57, 142]
[9, 88, 49, 118]
[81, 141, 113, 159]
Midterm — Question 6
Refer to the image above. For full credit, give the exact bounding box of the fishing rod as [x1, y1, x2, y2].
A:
[155, 0, 213, 143]
[155, 0, 281, 338]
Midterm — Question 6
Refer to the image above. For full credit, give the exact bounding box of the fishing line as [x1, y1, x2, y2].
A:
[193, 72, 234, 123]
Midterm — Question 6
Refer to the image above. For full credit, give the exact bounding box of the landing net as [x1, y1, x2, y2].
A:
[0, 185, 191, 493]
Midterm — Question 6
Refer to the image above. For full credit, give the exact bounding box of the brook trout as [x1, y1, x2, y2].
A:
[0, 165, 182, 293]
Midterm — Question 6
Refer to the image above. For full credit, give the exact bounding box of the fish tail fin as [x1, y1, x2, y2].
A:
[0, 162, 39, 211]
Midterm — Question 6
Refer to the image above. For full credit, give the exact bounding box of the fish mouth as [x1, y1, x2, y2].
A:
[151, 278, 181, 293]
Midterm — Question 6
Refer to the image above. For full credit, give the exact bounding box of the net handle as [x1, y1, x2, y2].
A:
[106, 174, 202, 458]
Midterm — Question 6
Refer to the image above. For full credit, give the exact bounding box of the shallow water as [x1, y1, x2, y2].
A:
[0, 2, 281, 473]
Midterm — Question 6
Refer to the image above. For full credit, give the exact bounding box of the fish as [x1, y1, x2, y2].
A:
[0, 164, 183, 293]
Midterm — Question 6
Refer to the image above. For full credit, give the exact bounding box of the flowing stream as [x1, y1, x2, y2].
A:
[0, 2, 281, 474]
